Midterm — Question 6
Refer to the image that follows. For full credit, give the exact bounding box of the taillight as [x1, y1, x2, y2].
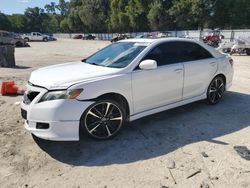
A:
[229, 58, 234, 67]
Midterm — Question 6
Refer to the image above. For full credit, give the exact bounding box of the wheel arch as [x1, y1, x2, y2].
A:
[214, 73, 226, 85]
[95, 92, 130, 120]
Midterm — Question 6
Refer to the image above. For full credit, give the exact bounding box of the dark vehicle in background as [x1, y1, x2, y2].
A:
[83, 34, 96, 40]
[0, 30, 27, 47]
[111, 34, 130, 43]
[135, 35, 145, 38]
[45, 33, 57, 41]
[73, 34, 83, 39]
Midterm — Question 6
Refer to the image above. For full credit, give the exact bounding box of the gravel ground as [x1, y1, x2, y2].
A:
[0, 39, 250, 188]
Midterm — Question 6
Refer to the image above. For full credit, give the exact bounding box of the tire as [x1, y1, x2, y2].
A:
[15, 41, 23, 47]
[43, 38, 48, 42]
[81, 99, 126, 140]
[207, 76, 225, 105]
[24, 38, 29, 42]
[245, 48, 250, 55]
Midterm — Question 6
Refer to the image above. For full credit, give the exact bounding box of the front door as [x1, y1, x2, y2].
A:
[132, 42, 184, 114]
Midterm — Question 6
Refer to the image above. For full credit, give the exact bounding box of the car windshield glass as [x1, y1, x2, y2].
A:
[84, 42, 147, 68]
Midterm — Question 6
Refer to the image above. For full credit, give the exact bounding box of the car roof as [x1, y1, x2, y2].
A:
[119, 37, 224, 58]
[119, 37, 203, 44]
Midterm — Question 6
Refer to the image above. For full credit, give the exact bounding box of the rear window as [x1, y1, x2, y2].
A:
[143, 41, 213, 66]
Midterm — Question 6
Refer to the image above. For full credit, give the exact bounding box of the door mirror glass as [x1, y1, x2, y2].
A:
[139, 59, 157, 70]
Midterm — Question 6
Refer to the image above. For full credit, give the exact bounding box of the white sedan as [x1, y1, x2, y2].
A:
[21, 38, 234, 140]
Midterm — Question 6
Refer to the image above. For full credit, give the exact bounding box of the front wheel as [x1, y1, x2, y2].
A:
[81, 100, 126, 140]
[43, 38, 48, 42]
[207, 76, 225, 104]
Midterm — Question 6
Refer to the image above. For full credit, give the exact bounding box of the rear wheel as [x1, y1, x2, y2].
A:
[81, 99, 126, 140]
[207, 76, 225, 104]
[245, 48, 250, 55]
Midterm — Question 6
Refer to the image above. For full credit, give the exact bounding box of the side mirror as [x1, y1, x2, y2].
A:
[139, 59, 157, 70]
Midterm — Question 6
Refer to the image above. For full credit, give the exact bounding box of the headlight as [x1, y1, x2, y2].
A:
[39, 89, 83, 102]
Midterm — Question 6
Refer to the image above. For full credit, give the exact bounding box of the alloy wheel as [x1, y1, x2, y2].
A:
[84, 101, 123, 139]
[208, 77, 225, 104]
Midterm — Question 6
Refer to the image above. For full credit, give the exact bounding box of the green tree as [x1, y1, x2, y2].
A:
[42, 14, 59, 32]
[24, 7, 46, 32]
[211, 0, 250, 29]
[0, 13, 12, 31]
[109, 0, 129, 32]
[78, 0, 109, 32]
[169, 0, 214, 29]
[45, 2, 57, 14]
[125, 0, 149, 31]
[7, 14, 27, 32]
[60, 17, 70, 32]
[56, 0, 70, 15]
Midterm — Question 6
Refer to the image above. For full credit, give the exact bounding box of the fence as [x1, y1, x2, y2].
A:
[53, 29, 250, 41]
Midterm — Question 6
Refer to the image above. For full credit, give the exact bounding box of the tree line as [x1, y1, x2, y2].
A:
[1, 0, 250, 33]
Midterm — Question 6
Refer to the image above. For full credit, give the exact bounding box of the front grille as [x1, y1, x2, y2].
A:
[21, 109, 27, 119]
[23, 91, 40, 104]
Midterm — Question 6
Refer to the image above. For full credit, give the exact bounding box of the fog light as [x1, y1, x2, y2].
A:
[36, 122, 49, 129]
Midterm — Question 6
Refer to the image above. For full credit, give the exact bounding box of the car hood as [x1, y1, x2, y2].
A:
[29, 61, 120, 90]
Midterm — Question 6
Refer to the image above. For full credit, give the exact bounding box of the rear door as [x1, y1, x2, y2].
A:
[180, 42, 217, 99]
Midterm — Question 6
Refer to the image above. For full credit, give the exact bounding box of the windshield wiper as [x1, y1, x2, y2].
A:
[89, 62, 99, 66]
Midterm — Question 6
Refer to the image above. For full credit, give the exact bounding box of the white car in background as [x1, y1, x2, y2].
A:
[21, 38, 234, 141]
[22, 32, 49, 42]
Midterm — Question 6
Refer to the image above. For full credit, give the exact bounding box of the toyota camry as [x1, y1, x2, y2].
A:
[21, 38, 234, 140]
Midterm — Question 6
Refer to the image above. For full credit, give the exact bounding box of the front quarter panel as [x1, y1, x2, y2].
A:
[72, 74, 134, 114]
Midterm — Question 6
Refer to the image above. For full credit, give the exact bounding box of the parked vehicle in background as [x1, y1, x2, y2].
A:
[21, 32, 49, 42]
[111, 34, 129, 43]
[0, 30, 27, 47]
[202, 29, 224, 48]
[218, 37, 250, 55]
[21, 38, 233, 141]
[156, 32, 173, 38]
[205, 38, 221, 48]
[135, 35, 145, 38]
[73, 34, 83, 39]
[83, 34, 96, 40]
[44, 33, 57, 41]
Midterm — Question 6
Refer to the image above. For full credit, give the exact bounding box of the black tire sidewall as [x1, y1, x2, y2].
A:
[80, 99, 126, 140]
[207, 76, 225, 105]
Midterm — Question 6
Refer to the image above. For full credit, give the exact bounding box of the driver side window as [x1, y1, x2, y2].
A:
[142, 42, 180, 66]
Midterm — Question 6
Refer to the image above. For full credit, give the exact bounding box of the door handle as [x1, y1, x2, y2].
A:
[174, 69, 183, 73]
[210, 62, 216, 66]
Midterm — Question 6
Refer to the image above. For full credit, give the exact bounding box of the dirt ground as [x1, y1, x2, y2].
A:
[0, 39, 250, 188]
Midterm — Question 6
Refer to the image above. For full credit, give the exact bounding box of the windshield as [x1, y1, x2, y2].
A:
[84, 42, 147, 68]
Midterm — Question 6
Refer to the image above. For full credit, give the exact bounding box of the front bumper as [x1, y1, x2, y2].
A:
[21, 84, 93, 141]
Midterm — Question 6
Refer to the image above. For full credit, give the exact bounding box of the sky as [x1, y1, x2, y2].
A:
[0, 0, 61, 15]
